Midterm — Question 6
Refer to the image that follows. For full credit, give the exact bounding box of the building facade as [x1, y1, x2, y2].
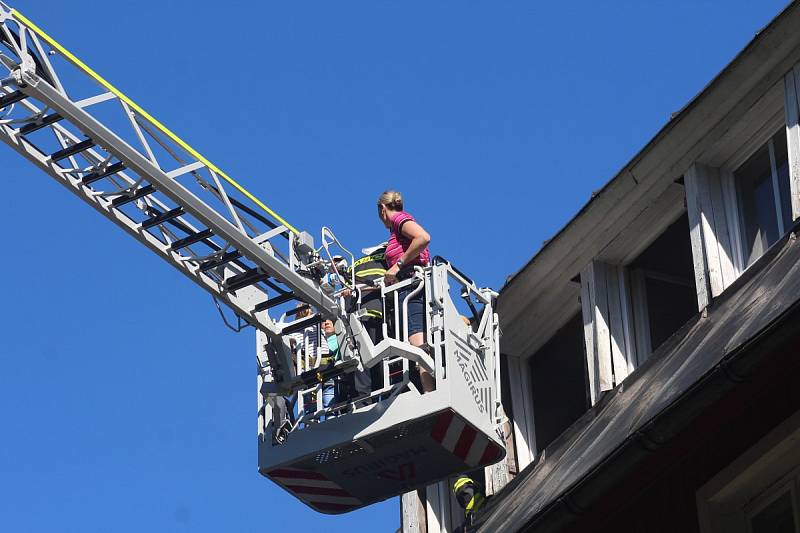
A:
[401, 2, 800, 532]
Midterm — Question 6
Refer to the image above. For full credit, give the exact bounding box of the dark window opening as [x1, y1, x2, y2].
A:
[528, 313, 588, 451]
[629, 213, 697, 359]
[750, 491, 797, 533]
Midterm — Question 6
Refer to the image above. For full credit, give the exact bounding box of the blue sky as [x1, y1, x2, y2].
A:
[0, 1, 789, 531]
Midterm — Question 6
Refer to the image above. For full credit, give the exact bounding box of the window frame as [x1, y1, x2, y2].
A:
[724, 129, 793, 269]
[744, 467, 800, 533]
[629, 266, 696, 361]
[629, 267, 651, 366]
[697, 409, 800, 533]
[684, 74, 799, 312]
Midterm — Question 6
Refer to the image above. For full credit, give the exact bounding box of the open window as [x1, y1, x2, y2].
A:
[579, 214, 696, 404]
[528, 313, 589, 451]
[628, 214, 697, 360]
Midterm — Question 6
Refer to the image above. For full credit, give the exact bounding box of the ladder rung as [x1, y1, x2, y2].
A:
[252, 292, 296, 313]
[169, 228, 213, 251]
[0, 90, 26, 108]
[19, 113, 62, 135]
[281, 314, 322, 335]
[141, 206, 185, 230]
[225, 269, 269, 292]
[81, 161, 126, 186]
[110, 184, 155, 207]
[198, 250, 242, 272]
[51, 139, 95, 162]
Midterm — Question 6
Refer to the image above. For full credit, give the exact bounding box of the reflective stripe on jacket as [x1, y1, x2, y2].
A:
[349, 248, 387, 318]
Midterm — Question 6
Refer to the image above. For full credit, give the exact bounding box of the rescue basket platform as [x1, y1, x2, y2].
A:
[257, 258, 506, 513]
[262, 404, 504, 513]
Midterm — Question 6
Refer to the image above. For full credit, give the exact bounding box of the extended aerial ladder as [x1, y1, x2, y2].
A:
[0, 5, 506, 514]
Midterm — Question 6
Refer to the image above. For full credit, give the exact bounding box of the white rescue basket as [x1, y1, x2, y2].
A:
[257, 258, 505, 513]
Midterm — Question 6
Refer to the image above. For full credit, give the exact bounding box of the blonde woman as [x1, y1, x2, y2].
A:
[377, 190, 433, 391]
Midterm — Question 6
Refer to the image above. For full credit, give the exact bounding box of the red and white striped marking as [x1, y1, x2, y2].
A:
[430, 410, 503, 467]
[267, 468, 363, 513]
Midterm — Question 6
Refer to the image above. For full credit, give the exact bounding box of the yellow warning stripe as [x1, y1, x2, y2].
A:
[453, 477, 473, 493]
[11, 9, 299, 235]
[355, 268, 387, 277]
[353, 252, 385, 267]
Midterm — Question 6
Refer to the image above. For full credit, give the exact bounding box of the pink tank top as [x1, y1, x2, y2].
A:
[386, 211, 430, 268]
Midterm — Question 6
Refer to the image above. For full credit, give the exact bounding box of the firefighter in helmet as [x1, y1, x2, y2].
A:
[453, 475, 486, 530]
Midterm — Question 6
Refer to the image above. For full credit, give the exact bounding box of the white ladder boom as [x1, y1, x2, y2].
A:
[0, 6, 338, 366]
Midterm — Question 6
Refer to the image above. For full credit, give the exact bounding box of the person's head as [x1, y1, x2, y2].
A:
[295, 305, 311, 319]
[377, 190, 403, 229]
[331, 255, 347, 271]
[322, 319, 335, 336]
[453, 476, 483, 511]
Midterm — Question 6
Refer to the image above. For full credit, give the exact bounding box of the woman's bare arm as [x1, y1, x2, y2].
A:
[398, 220, 431, 265]
[385, 220, 431, 284]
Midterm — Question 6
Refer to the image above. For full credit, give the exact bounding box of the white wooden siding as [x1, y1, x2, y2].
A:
[580, 261, 636, 405]
[506, 355, 536, 470]
[784, 63, 800, 222]
[425, 481, 448, 533]
[402, 490, 427, 533]
[685, 163, 740, 310]
[484, 447, 511, 496]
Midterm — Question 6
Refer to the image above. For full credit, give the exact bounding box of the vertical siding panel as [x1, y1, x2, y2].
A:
[607, 264, 631, 382]
[695, 164, 726, 296]
[785, 66, 800, 222]
[402, 489, 427, 533]
[685, 165, 712, 311]
[706, 167, 737, 287]
[507, 356, 536, 470]
[581, 264, 600, 404]
[592, 263, 614, 392]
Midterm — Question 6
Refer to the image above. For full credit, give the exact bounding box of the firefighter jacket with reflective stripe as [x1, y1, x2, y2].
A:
[453, 476, 486, 519]
[348, 248, 387, 319]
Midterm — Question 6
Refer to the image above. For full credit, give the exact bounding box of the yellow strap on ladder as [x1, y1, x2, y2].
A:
[11, 9, 300, 236]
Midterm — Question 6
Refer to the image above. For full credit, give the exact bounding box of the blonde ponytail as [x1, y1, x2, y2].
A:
[378, 190, 404, 211]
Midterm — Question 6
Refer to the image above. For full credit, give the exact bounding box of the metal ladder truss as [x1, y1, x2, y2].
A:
[0, 6, 338, 357]
[257, 259, 506, 514]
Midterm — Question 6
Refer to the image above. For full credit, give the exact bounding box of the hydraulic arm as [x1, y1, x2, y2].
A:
[0, 5, 338, 387]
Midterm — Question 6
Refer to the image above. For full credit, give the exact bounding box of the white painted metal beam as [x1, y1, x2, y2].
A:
[18, 68, 338, 319]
